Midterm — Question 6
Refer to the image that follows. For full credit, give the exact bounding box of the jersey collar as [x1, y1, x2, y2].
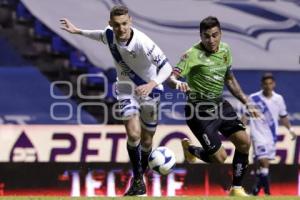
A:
[125, 28, 135, 51]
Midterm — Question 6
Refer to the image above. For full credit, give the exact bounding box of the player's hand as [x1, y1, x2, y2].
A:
[176, 81, 190, 92]
[135, 80, 157, 97]
[60, 18, 81, 34]
[289, 128, 297, 140]
[167, 75, 190, 92]
[246, 102, 261, 119]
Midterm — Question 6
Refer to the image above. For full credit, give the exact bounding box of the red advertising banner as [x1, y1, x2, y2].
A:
[0, 163, 298, 197]
[0, 125, 299, 196]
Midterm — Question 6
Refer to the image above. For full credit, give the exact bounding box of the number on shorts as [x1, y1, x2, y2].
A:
[202, 134, 211, 146]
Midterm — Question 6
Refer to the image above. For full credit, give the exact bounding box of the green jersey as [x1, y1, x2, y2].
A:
[175, 42, 232, 102]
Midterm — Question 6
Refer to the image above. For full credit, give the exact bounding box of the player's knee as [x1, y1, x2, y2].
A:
[232, 132, 251, 154]
[141, 130, 155, 149]
[213, 155, 227, 164]
[216, 153, 227, 163]
[211, 148, 227, 163]
[127, 134, 141, 143]
[245, 140, 251, 151]
[141, 142, 152, 151]
[141, 138, 152, 149]
[236, 139, 250, 153]
[127, 127, 141, 142]
[126, 126, 141, 141]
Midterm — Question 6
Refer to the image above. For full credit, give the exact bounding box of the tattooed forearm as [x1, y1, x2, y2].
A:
[225, 70, 248, 104]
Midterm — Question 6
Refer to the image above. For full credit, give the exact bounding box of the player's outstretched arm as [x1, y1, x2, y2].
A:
[224, 70, 247, 104]
[60, 18, 103, 41]
[60, 18, 82, 34]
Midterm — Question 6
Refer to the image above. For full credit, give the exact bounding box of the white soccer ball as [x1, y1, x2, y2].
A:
[148, 146, 176, 175]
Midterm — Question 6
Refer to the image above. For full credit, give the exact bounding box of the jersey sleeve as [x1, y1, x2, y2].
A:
[80, 29, 106, 43]
[141, 35, 168, 70]
[174, 51, 191, 78]
[279, 95, 288, 117]
[226, 44, 233, 69]
[99, 26, 112, 44]
[81, 26, 111, 44]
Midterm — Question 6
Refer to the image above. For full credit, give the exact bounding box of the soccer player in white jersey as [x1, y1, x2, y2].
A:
[243, 73, 296, 195]
[60, 5, 172, 196]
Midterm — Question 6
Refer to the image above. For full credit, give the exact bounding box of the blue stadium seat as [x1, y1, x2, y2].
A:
[15, 2, 34, 24]
[33, 19, 54, 41]
[0, 36, 27, 66]
[1, 0, 18, 9]
[69, 50, 89, 70]
[51, 35, 73, 56]
[0, 67, 98, 124]
[0, 4, 12, 27]
[86, 66, 105, 86]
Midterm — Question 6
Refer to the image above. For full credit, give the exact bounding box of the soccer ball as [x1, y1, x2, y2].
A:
[148, 146, 176, 175]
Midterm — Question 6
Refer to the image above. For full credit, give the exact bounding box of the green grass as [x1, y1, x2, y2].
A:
[0, 197, 299, 200]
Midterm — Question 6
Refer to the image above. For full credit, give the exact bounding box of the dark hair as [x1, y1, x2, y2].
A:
[200, 16, 221, 33]
[110, 5, 129, 19]
[261, 72, 275, 82]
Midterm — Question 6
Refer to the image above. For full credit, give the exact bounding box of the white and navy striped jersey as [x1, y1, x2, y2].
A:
[85, 26, 172, 95]
[248, 91, 288, 144]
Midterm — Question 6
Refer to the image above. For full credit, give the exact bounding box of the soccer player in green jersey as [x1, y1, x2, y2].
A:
[168, 16, 260, 196]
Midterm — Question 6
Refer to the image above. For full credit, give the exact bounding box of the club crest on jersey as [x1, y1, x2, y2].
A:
[153, 55, 162, 64]
[119, 61, 132, 76]
[223, 55, 228, 64]
[180, 53, 188, 61]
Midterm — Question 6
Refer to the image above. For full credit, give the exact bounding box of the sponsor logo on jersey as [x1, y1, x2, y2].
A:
[147, 45, 155, 56]
[213, 75, 223, 81]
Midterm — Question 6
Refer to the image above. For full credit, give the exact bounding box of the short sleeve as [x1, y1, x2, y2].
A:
[279, 96, 288, 117]
[101, 26, 112, 44]
[175, 52, 191, 78]
[226, 45, 233, 68]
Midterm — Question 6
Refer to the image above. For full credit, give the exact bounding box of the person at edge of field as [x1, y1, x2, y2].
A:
[242, 73, 297, 196]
